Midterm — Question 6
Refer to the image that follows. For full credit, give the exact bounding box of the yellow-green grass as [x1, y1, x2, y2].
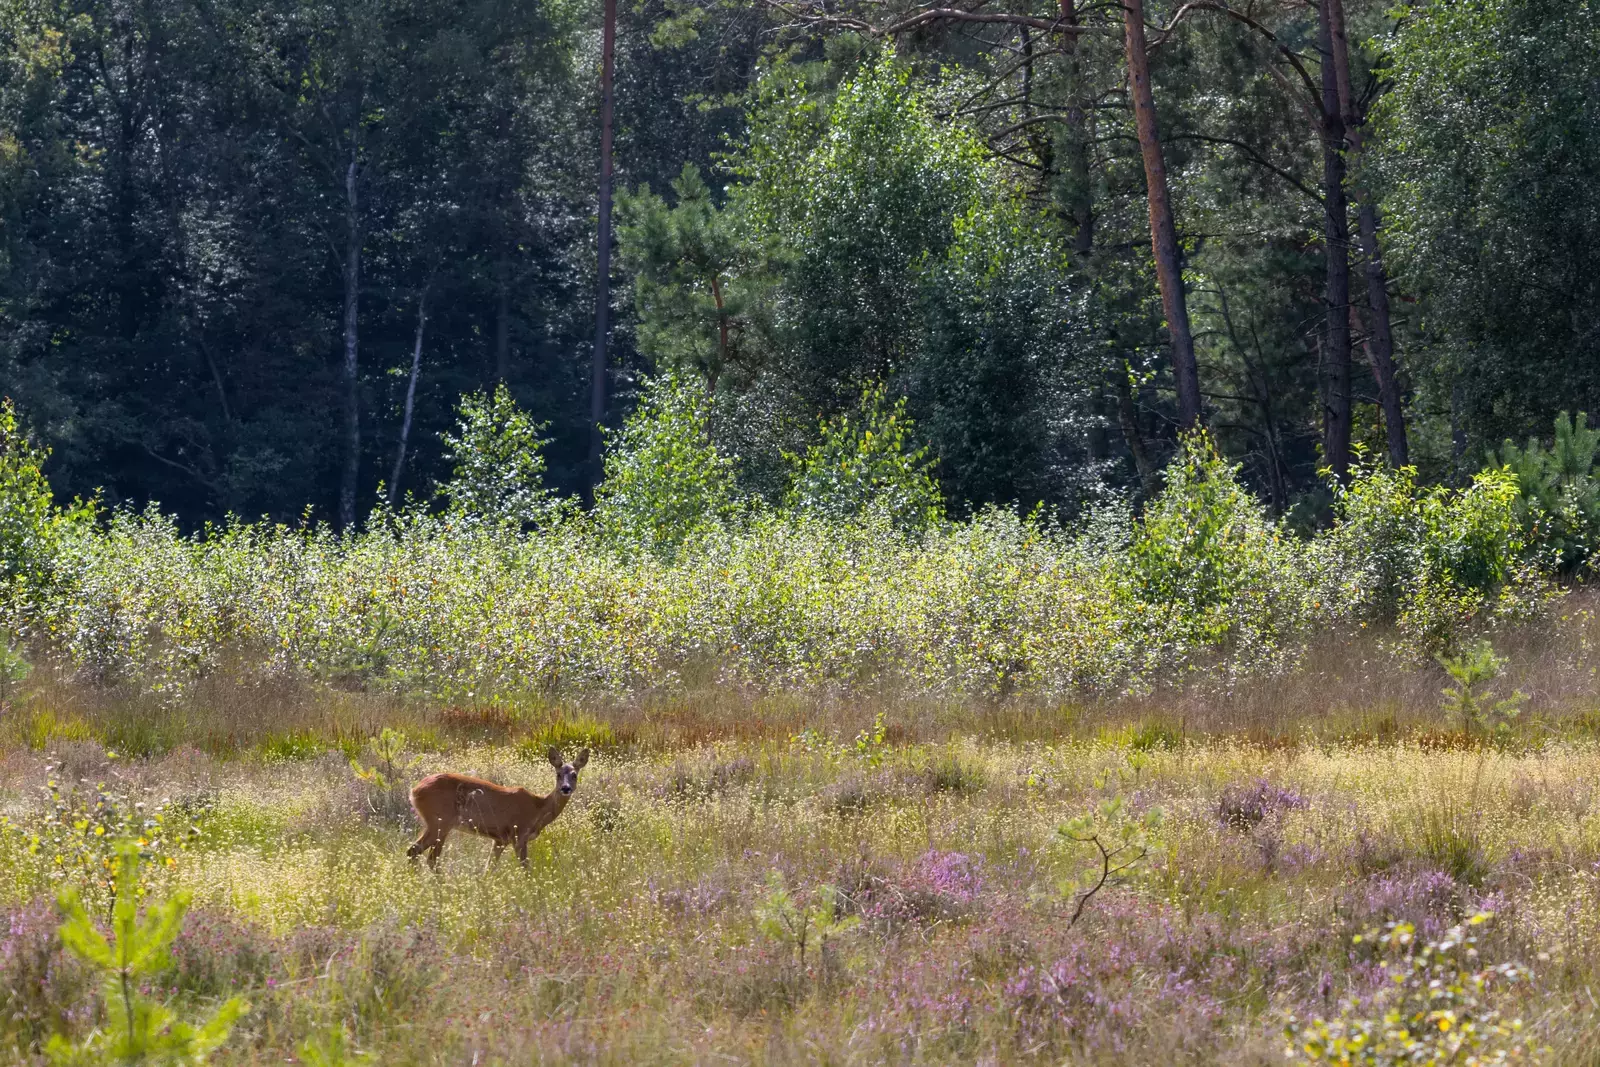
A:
[4, 721, 1600, 1064]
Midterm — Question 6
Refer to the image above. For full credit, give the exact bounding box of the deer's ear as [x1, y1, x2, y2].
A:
[574, 748, 590, 770]
[547, 746, 563, 768]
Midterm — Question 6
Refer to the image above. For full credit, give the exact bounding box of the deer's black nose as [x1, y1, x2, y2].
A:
[561, 785, 574, 794]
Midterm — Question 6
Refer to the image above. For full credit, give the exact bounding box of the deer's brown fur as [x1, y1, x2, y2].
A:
[406, 747, 589, 869]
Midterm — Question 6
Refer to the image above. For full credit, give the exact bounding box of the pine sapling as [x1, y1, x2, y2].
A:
[753, 871, 858, 971]
[1439, 640, 1527, 740]
[47, 840, 247, 1065]
[1056, 795, 1164, 928]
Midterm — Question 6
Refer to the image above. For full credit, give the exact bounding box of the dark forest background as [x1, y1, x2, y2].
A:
[2, 0, 1596, 527]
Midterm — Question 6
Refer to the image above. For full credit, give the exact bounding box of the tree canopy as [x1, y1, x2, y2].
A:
[0, 0, 1594, 525]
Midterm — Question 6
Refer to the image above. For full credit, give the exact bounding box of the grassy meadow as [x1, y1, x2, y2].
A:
[5, 603, 1600, 1064]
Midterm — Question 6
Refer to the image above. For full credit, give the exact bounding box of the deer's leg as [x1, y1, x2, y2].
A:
[515, 831, 532, 869]
[425, 828, 449, 870]
[408, 822, 443, 861]
[489, 841, 506, 869]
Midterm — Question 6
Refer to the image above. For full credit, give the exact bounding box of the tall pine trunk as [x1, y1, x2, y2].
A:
[1326, 0, 1408, 467]
[1354, 202, 1406, 466]
[1318, 0, 1352, 484]
[1123, 0, 1201, 429]
[589, 0, 617, 495]
[340, 147, 362, 530]
[1059, 0, 1094, 256]
[1062, 1, 1151, 486]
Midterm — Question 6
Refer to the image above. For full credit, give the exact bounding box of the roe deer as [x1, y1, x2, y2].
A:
[406, 747, 589, 870]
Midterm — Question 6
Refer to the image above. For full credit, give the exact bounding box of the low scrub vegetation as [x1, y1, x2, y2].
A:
[1, 387, 1579, 707]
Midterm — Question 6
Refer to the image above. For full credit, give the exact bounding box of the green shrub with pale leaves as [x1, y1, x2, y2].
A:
[594, 372, 739, 557]
[437, 384, 569, 530]
[1315, 457, 1540, 652]
[7, 426, 1564, 702]
[1, 399, 93, 611]
[1125, 431, 1314, 672]
[784, 383, 943, 531]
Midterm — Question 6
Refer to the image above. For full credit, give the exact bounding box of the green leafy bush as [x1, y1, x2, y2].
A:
[784, 382, 943, 531]
[3, 768, 203, 923]
[438, 384, 568, 529]
[1318, 457, 1538, 650]
[594, 372, 738, 556]
[1125, 431, 1312, 666]
[0, 627, 31, 705]
[10, 428, 1569, 704]
[0, 399, 92, 607]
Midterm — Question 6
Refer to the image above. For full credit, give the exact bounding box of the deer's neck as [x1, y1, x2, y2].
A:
[540, 790, 571, 821]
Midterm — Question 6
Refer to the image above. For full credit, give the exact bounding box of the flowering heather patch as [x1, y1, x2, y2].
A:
[1216, 778, 1309, 830]
[0, 900, 95, 1058]
[844, 849, 991, 933]
[1339, 869, 1465, 938]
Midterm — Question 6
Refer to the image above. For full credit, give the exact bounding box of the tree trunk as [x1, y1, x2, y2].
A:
[1326, 0, 1408, 467]
[589, 0, 617, 496]
[1059, 0, 1094, 256]
[390, 287, 430, 505]
[1317, 0, 1352, 484]
[340, 147, 362, 530]
[1451, 376, 1468, 477]
[115, 98, 141, 341]
[1123, 0, 1201, 429]
[1218, 286, 1288, 513]
[1116, 369, 1160, 498]
[1354, 203, 1406, 466]
[495, 246, 511, 383]
[710, 272, 730, 374]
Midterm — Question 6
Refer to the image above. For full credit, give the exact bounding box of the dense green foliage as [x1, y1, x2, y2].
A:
[1375, 0, 1600, 452]
[624, 58, 1087, 510]
[1, 0, 591, 518]
[1285, 915, 1536, 1065]
[0, 0, 1595, 527]
[4, 426, 1554, 704]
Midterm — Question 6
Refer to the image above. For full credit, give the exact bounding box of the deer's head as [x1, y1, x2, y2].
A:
[546, 747, 590, 796]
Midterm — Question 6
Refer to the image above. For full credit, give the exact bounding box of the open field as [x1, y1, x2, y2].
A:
[4, 609, 1600, 1064]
